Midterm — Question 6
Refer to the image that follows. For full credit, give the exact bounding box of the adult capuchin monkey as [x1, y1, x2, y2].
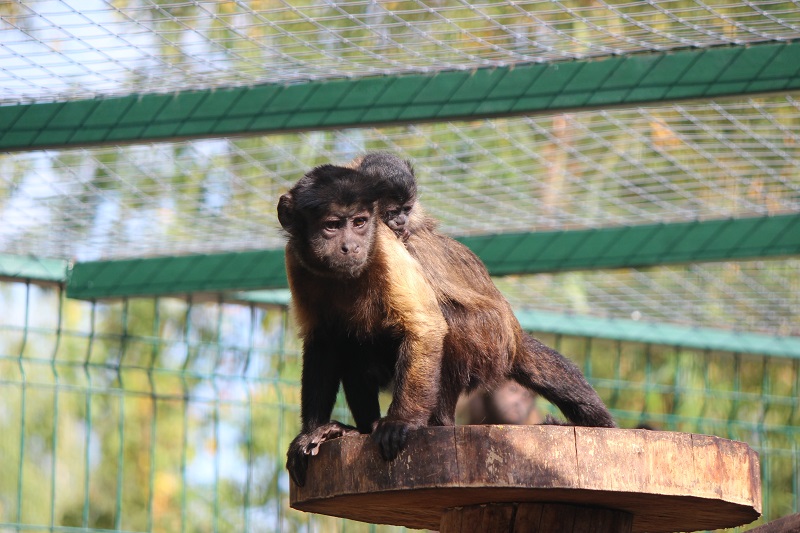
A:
[280, 158, 615, 487]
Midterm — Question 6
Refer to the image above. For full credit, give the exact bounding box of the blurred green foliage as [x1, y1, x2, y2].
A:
[0, 281, 796, 532]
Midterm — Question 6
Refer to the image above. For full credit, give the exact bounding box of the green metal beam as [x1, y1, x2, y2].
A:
[67, 249, 286, 300]
[3, 41, 800, 152]
[66, 213, 799, 300]
[515, 309, 800, 359]
[0, 254, 70, 285]
[462, 212, 800, 276]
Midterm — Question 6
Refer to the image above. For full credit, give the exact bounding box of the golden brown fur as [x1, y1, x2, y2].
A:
[350, 153, 616, 428]
[283, 160, 615, 487]
[401, 214, 522, 424]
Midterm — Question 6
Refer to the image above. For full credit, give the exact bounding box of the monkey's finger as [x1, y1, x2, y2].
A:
[286, 452, 308, 487]
[370, 421, 392, 460]
[387, 423, 409, 460]
[372, 419, 410, 461]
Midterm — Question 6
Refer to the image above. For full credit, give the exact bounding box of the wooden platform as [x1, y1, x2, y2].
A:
[290, 425, 761, 532]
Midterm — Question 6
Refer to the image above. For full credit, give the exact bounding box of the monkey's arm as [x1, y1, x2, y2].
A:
[341, 365, 382, 433]
[286, 333, 348, 486]
[371, 231, 448, 460]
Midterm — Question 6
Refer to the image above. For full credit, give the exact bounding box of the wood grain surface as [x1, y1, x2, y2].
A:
[290, 425, 761, 532]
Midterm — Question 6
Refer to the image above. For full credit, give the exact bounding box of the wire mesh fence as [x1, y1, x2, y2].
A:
[0, 278, 797, 532]
[3, 0, 800, 104]
[3, 94, 800, 262]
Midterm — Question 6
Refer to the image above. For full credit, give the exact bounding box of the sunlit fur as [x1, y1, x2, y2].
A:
[351, 152, 617, 429]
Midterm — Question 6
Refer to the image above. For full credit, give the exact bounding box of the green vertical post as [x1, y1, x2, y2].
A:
[49, 286, 64, 529]
[212, 299, 223, 533]
[670, 347, 683, 432]
[608, 341, 622, 409]
[147, 298, 161, 532]
[115, 300, 129, 531]
[82, 302, 97, 528]
[16, 283, 30, 525]
[180, 300, 193, 533]
[727, 354, 743, 435]
[243, 304, 256, 533]
[642, 344, 652, 424]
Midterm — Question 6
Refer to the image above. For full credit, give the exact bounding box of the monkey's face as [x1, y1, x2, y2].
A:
[383, 200, 414, 238]
[307, 204, 377, 278]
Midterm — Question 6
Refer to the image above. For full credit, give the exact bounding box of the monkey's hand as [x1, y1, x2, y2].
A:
[370, 418, 416, 461]
[286, 422, 359, 486]
[304, 421, 359, 456]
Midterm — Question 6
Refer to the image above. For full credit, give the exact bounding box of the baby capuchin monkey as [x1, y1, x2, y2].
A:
[346, 152, 432, 240]
[350, 151, 616, 429]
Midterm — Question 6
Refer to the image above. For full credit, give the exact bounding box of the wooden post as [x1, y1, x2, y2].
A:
[290, 426, 761, 533]
[439, 503, 633, 532]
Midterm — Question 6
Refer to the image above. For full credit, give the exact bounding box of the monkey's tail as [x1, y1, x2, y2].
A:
[511, 334, 617, 428]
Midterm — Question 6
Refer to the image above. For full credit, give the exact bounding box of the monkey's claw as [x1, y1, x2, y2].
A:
[371, 418, 411, 461]
[304, 421, 359, 456]
[286, 421, 359, 486]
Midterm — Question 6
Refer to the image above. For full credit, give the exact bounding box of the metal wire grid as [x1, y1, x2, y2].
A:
[496, 258, 800, 337]
[0, 281, 797, 531]
[2, 94, 799, 262]
[2, 0, 800, 105]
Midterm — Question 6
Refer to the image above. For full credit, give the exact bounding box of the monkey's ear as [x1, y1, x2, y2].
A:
[277, 193, 294, 230]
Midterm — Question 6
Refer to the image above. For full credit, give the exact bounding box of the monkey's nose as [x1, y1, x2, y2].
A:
[341, 243, 360, 254]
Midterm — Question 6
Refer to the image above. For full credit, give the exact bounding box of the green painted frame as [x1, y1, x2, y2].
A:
[0, 254, 70, 285]
[515, 309, 800, 359]
[64, 213, 800, 300]
[2, 41, 799, 152]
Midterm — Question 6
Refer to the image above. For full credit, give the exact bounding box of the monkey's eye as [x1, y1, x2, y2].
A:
[402, 205, 412, 214]
[352, 216, 369, 228]
[322, 219, 341, 232]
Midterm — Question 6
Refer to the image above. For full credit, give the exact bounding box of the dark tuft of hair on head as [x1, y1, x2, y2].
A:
[356, 152, 417, 204]
[290, 165, 387, 215]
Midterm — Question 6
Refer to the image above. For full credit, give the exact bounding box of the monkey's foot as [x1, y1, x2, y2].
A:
[286, 421, 359, 487]
[542, 414, 572, 426]
[371, 417, 416, 461]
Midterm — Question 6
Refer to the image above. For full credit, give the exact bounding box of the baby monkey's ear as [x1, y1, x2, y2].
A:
[277, 193, 295, 231]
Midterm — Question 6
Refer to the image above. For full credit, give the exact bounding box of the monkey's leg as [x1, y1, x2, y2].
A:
[427, 356, 465, 426]
[425, 395, 458, 426]
[511, 334, 616, 428]
[341, 369, 382, 434]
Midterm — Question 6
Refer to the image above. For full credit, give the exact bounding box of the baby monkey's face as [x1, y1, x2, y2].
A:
[382, 198, 415, 240]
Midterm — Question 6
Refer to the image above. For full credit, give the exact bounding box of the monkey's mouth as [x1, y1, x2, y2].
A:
[324, 255, 369, 278]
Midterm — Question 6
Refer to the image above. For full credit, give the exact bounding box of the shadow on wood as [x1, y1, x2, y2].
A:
[290, 426, 761, 532]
